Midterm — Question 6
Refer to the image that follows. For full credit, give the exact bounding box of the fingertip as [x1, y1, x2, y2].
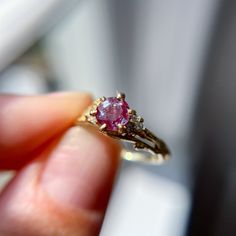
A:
[0, 125, 121, 235]
[0, 91, 93, 170]
[41, 125, 121, 211]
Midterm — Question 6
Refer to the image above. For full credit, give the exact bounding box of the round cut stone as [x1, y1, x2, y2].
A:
[96, 97, 130, 131]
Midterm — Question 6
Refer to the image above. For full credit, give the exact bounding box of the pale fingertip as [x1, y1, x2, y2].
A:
[41, 126, 121, 211]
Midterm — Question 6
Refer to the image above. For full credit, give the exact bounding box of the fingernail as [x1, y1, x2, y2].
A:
[41, 126, 120, 210]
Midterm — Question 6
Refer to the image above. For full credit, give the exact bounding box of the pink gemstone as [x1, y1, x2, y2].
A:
[96, 97, 130, 131]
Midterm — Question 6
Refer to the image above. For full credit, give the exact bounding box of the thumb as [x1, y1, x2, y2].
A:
[0, 125, 121, 236]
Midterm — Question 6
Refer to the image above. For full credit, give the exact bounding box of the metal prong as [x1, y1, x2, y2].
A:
[100, 96, 106, 102]
[117, 92, 125, 100]
[99, 123, 107, 131]
[137, 116, 144, 122]
[117, 124, 123, 134]
[118, 124, 127, 135]
[128, 109, 136, 115]
[89, 110, 97, 116]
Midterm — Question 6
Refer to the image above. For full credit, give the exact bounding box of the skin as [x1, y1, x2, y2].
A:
[0, 92, 121, 236]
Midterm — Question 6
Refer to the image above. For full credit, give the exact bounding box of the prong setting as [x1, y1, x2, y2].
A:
[117, 92, 126, 100]
[99, 123, 107, 131]
[89, 109, 97, 116]
[128, 109, 136, 115]
[117, 124, 123, 134]
[117, 124, 127, 135]
[100, 96, 106, 102]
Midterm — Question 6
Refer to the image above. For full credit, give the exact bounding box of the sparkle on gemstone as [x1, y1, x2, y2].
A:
[96, 97, 129, 131]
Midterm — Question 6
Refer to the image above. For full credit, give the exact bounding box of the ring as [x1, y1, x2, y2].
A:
[76, 92, 170, 164]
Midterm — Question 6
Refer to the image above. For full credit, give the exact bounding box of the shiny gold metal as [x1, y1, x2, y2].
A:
[76, 93, 170, 164]
[128, 109, 136, 115]
[117, 124, 124, 134]
[89, 109, 97, 116]
[99, 123, 107, 131]
[117, 92, 125, 100]
[100, 96, 106, 102]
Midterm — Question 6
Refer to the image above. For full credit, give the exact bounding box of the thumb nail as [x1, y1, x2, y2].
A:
[41, 126, 120, 211]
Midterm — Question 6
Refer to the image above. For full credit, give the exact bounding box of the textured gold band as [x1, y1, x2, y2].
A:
[76, 122, 170, 165]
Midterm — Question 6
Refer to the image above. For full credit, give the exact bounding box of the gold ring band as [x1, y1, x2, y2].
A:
[76, 92, 170, 164]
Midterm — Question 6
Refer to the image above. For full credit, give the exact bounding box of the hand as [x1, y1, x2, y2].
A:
[0, 92, 121, 236]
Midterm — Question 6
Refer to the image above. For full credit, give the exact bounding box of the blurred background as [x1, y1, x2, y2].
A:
[0, 0, 235, 235]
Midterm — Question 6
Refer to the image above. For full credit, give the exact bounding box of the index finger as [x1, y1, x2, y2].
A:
[0, 92, 92, 169]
